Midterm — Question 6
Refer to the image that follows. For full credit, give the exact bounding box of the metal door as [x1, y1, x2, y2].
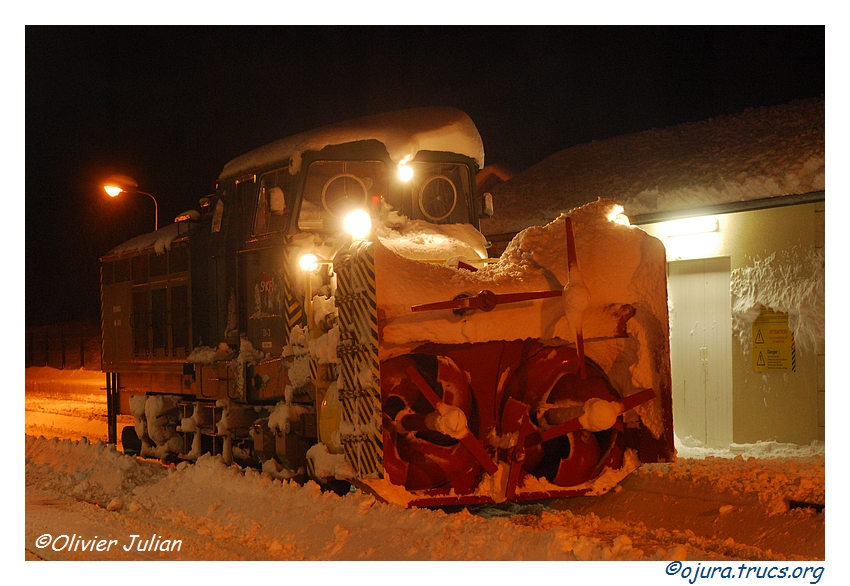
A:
[668, 257, 732, 447]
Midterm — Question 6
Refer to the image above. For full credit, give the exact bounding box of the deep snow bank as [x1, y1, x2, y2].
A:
[25, 435, 825, 561]
[377, 199, 671, 439]
[25, 435, 168, 509]
[23, 435, 687, 561]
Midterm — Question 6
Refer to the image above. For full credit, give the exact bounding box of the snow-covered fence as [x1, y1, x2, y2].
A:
[25, 320, 101, 370]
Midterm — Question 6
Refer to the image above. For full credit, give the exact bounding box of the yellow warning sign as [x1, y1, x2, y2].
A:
[753, 308, 796, 372]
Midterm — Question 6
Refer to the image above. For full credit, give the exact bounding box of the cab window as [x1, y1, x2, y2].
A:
[401, 161, 473, 225]
[254, 169, 294, 236]
[299, 160, 386, 230]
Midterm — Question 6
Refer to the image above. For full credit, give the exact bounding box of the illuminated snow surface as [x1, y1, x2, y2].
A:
[25, 367, 825, 572]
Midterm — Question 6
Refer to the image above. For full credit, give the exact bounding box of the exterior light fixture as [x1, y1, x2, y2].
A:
[650, 215, 722, 260]
[103, 174, 159, 231]
[657, 216, 718, 237]
[297, 253, 333, 330]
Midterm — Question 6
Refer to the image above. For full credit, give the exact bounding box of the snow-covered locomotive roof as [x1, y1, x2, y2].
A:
[218, 107, 485, 180]
[102, 212, 199, 257]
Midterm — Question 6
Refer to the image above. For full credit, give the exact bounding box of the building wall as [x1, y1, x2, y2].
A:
[639, 201, 825, 445]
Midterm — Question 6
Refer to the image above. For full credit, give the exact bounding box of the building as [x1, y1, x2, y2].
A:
[481, 97, 825, 446]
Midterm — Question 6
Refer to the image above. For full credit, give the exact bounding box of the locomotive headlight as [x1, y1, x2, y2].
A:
[298, 253, 319, 272]
[343, 209, 372, 240]
[397, 161, 413, 182]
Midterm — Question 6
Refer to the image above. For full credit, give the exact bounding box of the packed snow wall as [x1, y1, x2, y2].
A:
[731, 245, 825, 357]
[376, 198, 673, 445]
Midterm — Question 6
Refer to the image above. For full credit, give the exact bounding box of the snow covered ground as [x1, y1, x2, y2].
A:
[24, 366, 134, 443]
[23, 367, 828, 582]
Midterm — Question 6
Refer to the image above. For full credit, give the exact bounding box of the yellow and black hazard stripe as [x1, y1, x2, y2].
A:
[335, 243, 382, 479]
[281, 247, 306, 337]
[791, 337, 797, 372]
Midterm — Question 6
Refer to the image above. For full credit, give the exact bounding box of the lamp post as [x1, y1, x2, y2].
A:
[103, 174, 159, 231]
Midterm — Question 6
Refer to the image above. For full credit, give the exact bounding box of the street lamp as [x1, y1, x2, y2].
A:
[103, 174, 159, 231]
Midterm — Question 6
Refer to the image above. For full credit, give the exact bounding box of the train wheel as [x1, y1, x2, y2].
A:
[121, 425, 142, 456]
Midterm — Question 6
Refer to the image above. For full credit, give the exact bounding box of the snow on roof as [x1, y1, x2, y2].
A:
[103, 211, 200, 257]
[481, 97, 824, 237]
[218, 107, 485, 180]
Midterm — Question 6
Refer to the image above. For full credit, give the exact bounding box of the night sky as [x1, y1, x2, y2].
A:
[25, 26, 825, 328]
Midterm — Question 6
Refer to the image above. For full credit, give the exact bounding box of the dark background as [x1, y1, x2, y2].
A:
[25, 26, 825, 328]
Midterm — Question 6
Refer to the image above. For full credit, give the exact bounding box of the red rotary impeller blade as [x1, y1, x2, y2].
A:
[411, 289, 562, 314]
[540, 417, 585, 443]
[564, 217, 588, 380]
[539, 388, 657, 443]
[404, 365, 499, 476]
[617, 388, 656, 411]
[501, 397, 532, 500]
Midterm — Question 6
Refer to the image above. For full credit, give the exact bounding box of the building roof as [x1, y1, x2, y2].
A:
[481, 97, 824, 237]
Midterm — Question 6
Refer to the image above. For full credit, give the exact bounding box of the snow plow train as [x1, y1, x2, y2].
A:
[100, 108, 674, 506]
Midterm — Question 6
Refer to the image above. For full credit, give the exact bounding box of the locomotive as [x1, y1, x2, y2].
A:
[100, 107, 674, 506]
